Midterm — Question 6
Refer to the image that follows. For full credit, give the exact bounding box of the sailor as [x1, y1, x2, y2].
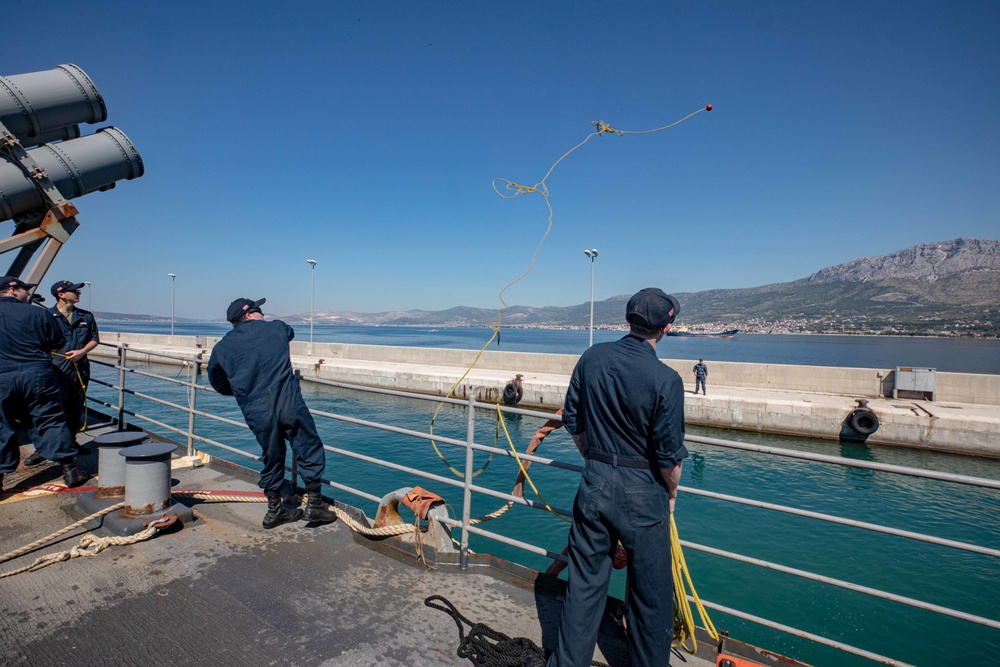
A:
[24, 280, 99, 466]
[693, 358, 708, 395]
[0, 276, 87, 491]
[543, 287, 688, 667]
[207, 297, 337, 529]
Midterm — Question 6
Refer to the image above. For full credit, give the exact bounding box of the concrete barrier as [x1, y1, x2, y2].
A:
[93, 333, 1000, 406]
[88, 333, 1000, 458]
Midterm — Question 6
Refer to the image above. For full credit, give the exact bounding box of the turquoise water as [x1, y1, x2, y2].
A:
[85, 330, 1000, 666]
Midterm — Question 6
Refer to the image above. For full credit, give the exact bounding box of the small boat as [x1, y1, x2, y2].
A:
[667, 327, 738, 338]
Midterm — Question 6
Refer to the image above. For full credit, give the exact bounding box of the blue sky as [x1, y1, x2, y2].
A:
[3, 1, 998, 320]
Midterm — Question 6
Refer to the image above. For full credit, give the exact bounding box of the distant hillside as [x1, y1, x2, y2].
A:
[671, 238, 999, 336]
[285, 238, 999, 337]
[808, 238, 1000, 283]
[94, 311, 197, 323]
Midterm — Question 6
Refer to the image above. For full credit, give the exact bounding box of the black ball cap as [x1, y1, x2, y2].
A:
[0, 275, 37, 290]
[227, 297, 266, 323]
[51, 280, 86, 297]
[626, 288, 680, 329]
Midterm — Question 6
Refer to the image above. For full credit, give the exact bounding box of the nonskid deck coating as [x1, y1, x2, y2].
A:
[0, 426, 717, 667]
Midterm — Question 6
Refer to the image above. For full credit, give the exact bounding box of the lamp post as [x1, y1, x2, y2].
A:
[584, 249, 599, 347]
[306, 259, 317, 355]
[167, 273, 176, 336]
[83, 281, 91, 312]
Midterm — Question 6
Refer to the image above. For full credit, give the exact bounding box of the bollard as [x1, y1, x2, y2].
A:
[119, 443, 176, 518]
[93, 431, 146, 499]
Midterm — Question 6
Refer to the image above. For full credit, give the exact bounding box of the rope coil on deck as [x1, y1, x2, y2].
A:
[0, 502, 126, 566]
[0, 504, 179, 579]
[426, 595, 612, 667]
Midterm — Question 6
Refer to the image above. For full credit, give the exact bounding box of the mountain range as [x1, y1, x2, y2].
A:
[97, 238, 1000, 337]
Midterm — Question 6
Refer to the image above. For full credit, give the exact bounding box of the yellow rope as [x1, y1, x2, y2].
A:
[495, 405, 570, 524]
[51, 351, 89, 432]
[431, 106, 712, 477]
[670, 513, 718, 652]
[428, 329, 500, 478]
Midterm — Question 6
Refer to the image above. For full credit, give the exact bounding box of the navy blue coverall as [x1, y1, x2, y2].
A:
[207, 319, 326, 492]
[548, 334, 688, 667]
[0, 296, 77, 474]
[693, 362, 708, 395]
[48, 306, 100, 434]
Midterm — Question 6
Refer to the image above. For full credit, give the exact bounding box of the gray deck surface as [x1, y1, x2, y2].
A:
[1, 424, 717, 667]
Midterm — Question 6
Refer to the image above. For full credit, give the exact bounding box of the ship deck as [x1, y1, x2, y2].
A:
[0, 424, 720, 667]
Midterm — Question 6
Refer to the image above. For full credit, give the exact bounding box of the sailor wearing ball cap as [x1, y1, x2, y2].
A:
[44, 281, 99, 453]
[207, 297, 337, 529]
[0, 276, 87, 490]
[545, 287, 688, 667]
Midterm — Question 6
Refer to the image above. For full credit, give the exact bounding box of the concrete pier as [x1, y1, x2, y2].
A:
[92, 333, 1000, 459]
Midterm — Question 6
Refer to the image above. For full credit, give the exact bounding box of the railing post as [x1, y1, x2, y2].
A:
[116, 343, 128, 431]
[181, 359, 202, 466]
[186, 360, 196, 455]
[460, 392, 476, 570]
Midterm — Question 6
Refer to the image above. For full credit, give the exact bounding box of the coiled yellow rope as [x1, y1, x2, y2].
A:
[671, 514, 718, 652]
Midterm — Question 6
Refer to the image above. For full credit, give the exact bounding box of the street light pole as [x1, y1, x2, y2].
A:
[306, 259, 317, 355]
[83, 281, 91, 312]
[167, 273, 176, 336]
[584, 249, 599, 347]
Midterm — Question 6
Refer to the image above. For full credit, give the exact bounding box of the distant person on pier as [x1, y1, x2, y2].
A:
[24, 280, 99, 467]
[542, 287, 688, 667]
[207, 297, 337, 529]
[0, 276, 87, 491]
[693, 358, 708, 395]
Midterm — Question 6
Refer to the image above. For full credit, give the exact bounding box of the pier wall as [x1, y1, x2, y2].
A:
[91, 333, 1000, 458]
[96, 333, 1000, 406]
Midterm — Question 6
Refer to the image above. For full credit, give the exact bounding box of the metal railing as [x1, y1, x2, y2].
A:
[86, 342, 1000, 667]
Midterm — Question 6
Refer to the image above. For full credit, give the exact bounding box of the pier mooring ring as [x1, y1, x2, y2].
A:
[847, 409, 880, 436]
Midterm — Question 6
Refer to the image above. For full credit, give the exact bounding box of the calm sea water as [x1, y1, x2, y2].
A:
[87, 324, 1000, 666]
[101, 321, 1000, 374]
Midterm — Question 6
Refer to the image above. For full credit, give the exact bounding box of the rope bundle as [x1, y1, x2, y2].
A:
[426, 595, 548, 667]
[0, 503, 175, 580]
[426, 595, 612, 667]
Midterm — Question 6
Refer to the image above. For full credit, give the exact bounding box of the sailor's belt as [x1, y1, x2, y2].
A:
[587, 452, 651, 469]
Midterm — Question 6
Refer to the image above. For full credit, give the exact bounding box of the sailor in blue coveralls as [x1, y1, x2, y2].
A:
[693, 359, 708, 395]
[207, 297, 337, 529]
[24, 280, 99, 467]
[0, 276, 87, 491]
[544, 288, 688, 667]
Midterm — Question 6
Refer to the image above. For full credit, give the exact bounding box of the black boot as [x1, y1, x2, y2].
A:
[262, 491, 303, 529]
[303, 482, 337, 523]
[24, 451, 45, 467]
[61, 458, 87, 487]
